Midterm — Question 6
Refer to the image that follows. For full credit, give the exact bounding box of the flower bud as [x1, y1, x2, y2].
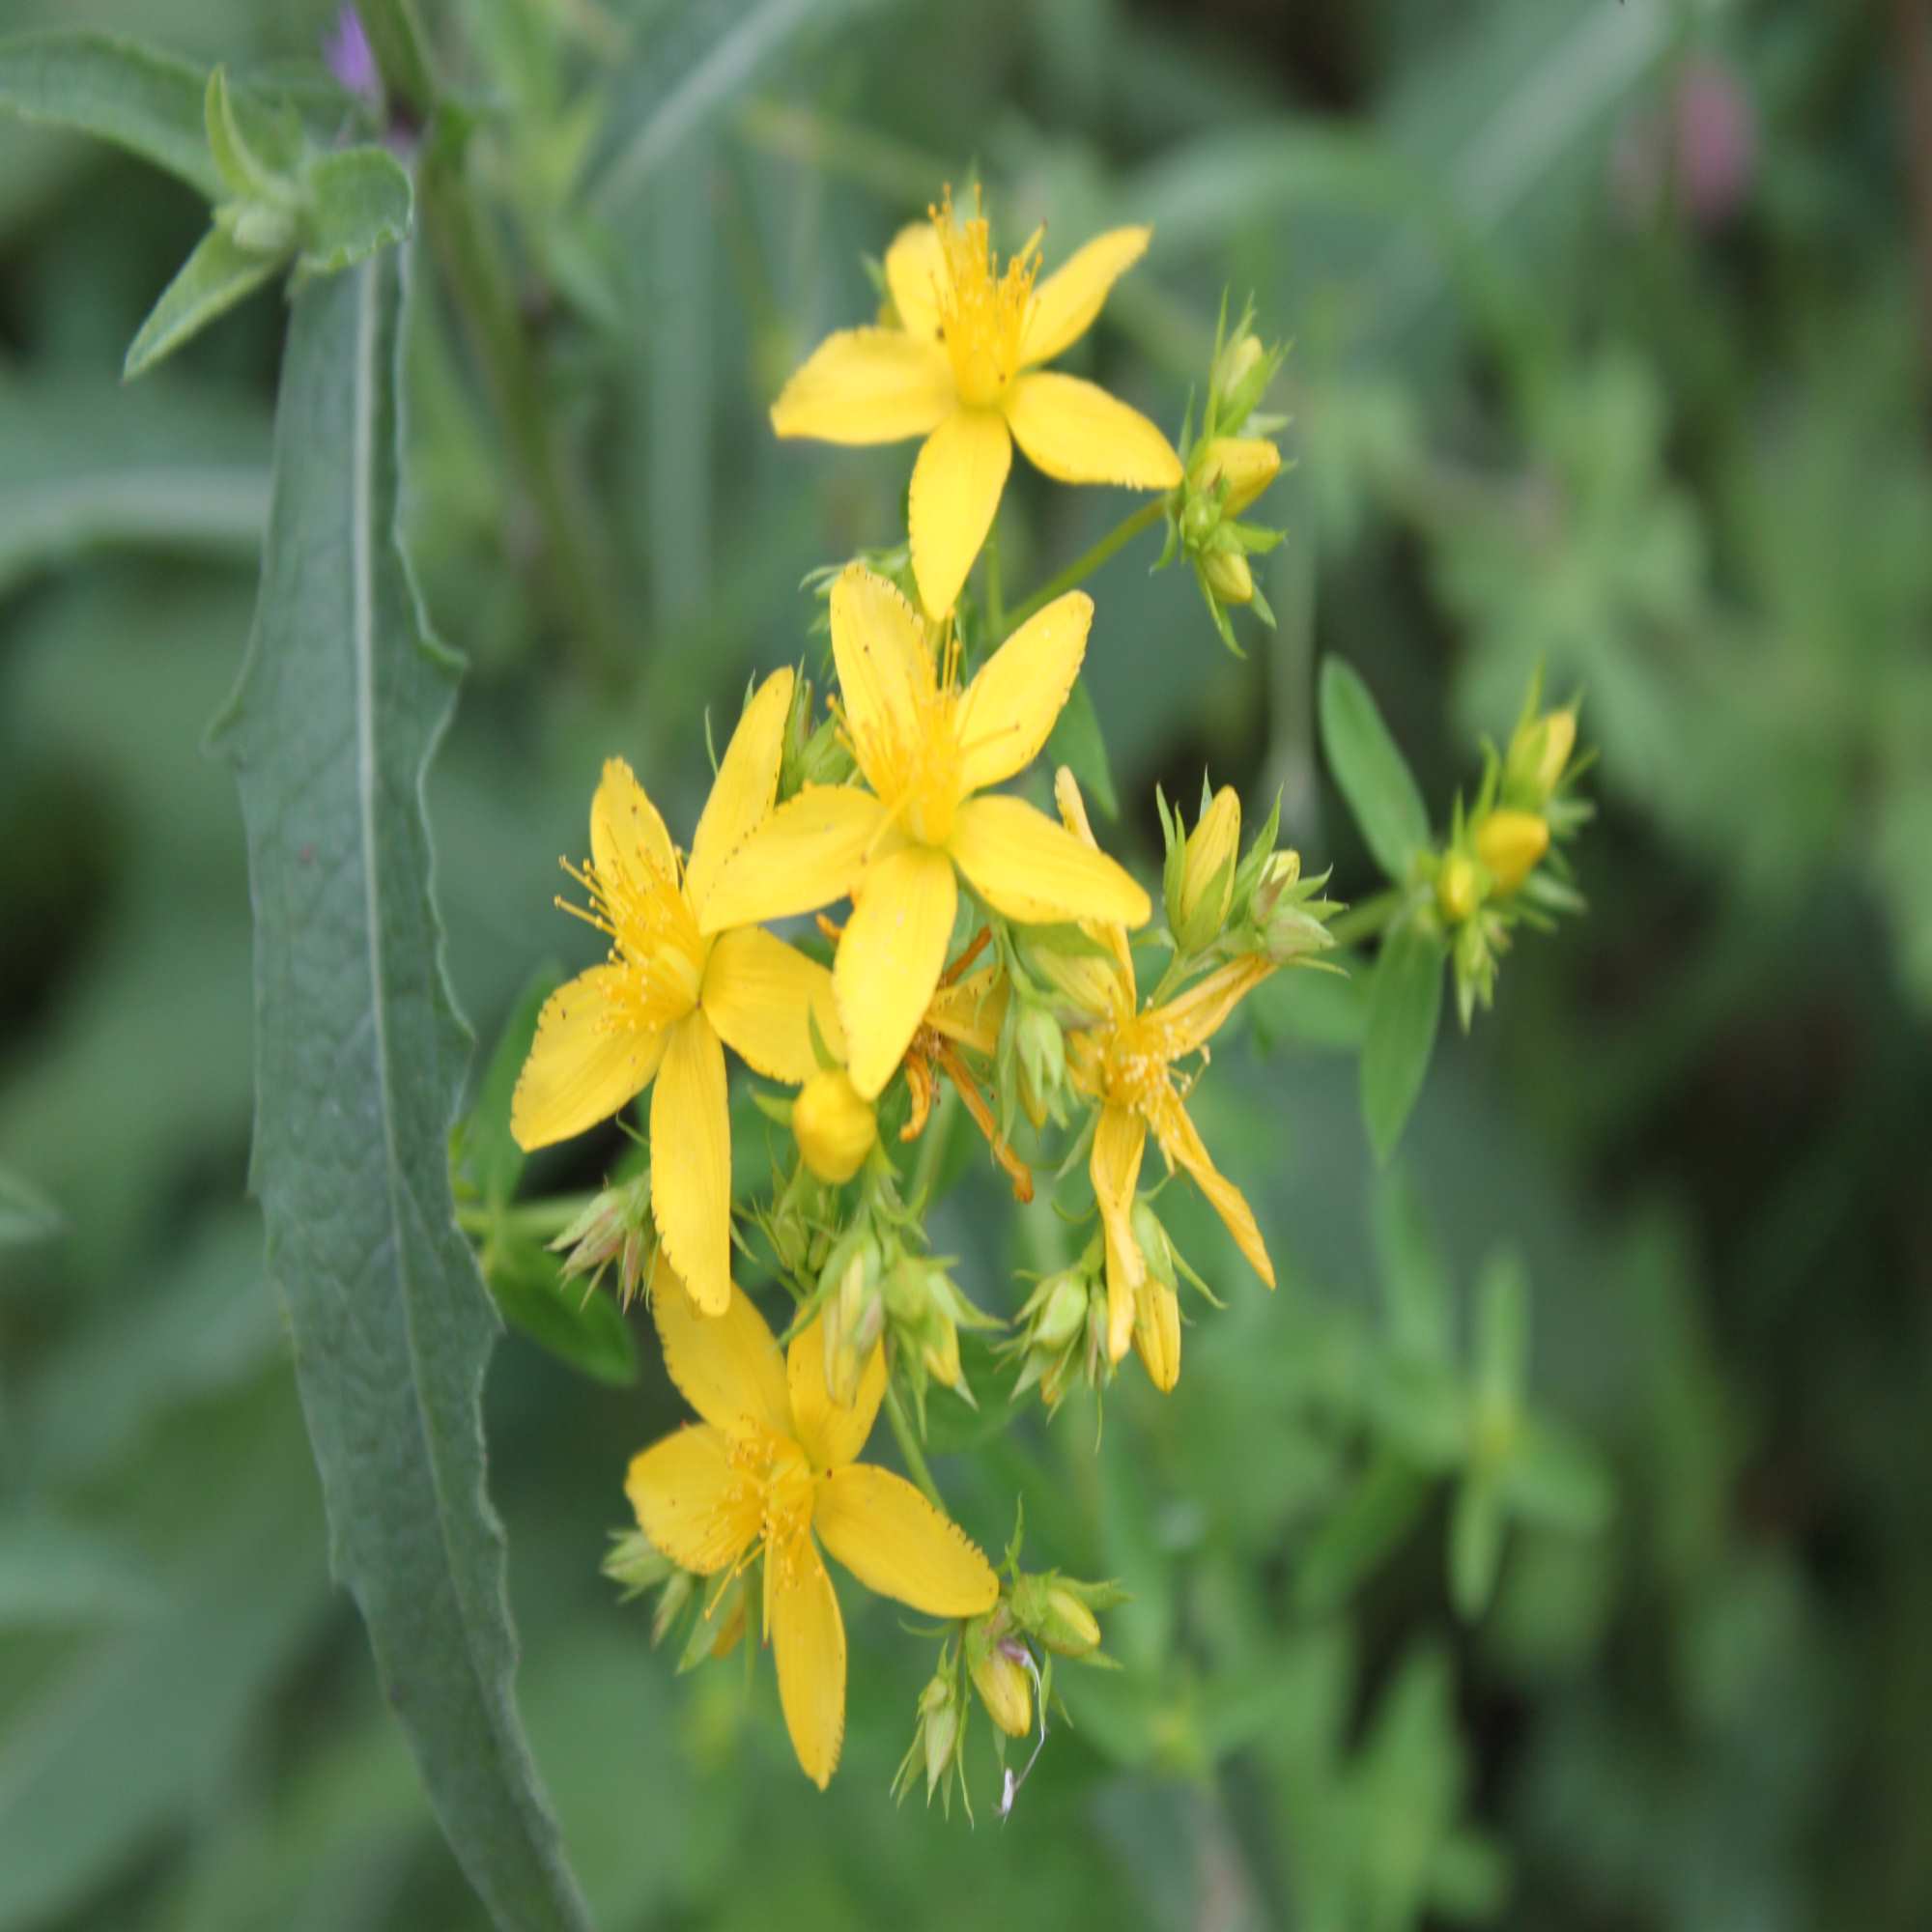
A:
[971, 1637, 1033, 1738]
[1504, 706, 1578, 805]
[792, 1067, 876, 1183]
[1015, 1001, 1066, 1106]
[1168, 785, 1241, 953]
[551, 1171, 653, 1307]
[1193, 436, 1281, 517]
[1211, 332, 1266, 423]
[1436, 851, 1480, 925]
[1039, 1583, 1102, 1658]
[651, 1568, 696, 1649]
[820, 1236, 883, 1406]
[1475, 810, 1550, 896]
[602, 1528, 673, 1600]
[1130, 1198, 1178, 1291]
[1033, 1269, 1090, 1350]
[1202, 550, 1254, 606]
[1132, 1274, 1181, 1392]
[918, 1673, 961, 1797]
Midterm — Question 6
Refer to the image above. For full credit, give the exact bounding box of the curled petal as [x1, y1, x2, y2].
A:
[1150, 1089, 1275, 1288]
[1091, 1102, 1146, 1362]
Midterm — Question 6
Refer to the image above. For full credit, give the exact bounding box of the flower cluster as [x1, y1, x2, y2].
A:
[491, 184, 1588, 1799]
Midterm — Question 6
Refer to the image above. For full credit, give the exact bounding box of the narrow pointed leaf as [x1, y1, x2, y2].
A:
[1360, 917, 1445, 1162]
[215, 251, 591, 1932]
[1319, 657, 1431, 882]
[123, 228, 284, 382]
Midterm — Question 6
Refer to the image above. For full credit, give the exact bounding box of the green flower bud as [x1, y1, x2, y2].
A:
[1193, 435, 1281, 516]
[1169, 785, 1241, 952]
[971, 1636, 1033, 1738]
[1203, 549, 1254, 606]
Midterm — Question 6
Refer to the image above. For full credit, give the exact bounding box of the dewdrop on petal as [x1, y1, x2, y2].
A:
[1476, 810, 1551, 896]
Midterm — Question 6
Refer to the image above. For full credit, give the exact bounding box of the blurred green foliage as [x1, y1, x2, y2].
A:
[3, 1, 1930, 1928]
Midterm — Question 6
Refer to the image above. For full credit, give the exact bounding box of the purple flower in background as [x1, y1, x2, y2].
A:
[324, 5, 381, 104]
[1612, 56, 1758, 231]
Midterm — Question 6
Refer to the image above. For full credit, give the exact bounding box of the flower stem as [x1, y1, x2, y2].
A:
[1002, 497, 1167, 634]
[455, 1194, 599, 1240]
[1327, 888, 1407, 948]
[885, 1383, 946, 1512]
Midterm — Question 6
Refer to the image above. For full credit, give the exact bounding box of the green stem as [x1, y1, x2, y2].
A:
[455, 1193, 600, 1240]
[1328, 888, 1407, 948]
[885, 1383, 945, 1511]
[1003, 497, 1166, 634]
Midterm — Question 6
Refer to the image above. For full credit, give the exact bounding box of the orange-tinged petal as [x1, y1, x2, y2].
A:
[924, 962, 1006, 1058]
[1092, 1102, 1146, 1362]
[701, 924, 844, 1087]
[591, 756, 676, 893]
[770, 327, 955, 444]
[835, 844, 958, 1097]
[1021, 225, 1151, 367]
[1153, 954, 1274, 1058]
[908, 408, 1011, 617]
[830, 564, 927, 794]
[651, 1258, 790, 1438]
[788, 1314, 887, 1471]
[949, 794, 1151, 928]
[1004, 371, 1181, 488]
[625, 1424, 759, 1576]
[815, 1463, 999, 1615]
[1150, 1089, 1275, 1288]
[769, 1529, 846, 1789]
[510, 966, 666, 1150]
[684, 668, 792, 923]
[955, 590, 1093, 794]
[696, 785, 889, 935]
[884, 219, 945, 340]
[650, 1010, 732, 1314]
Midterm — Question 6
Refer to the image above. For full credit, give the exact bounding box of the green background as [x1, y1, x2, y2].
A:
[4, 0, 1930, 1926]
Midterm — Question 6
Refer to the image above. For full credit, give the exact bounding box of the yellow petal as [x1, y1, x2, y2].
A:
[835, 844, 958, 1097]
[949, 794, 1151, 928]
[1091, 1103, 1146, 1362]
[701, 924, 844, 1086]
[625, 1425, 759, 1575]
[1054, 765, 1136, 1000]
[884, 219, 945, 340]
[684, 668, 793, 923]
[955, 590, 1093, 794]
[1021, 225, 1151, 367]
[696, 785, 889, 935]
[650, 1256, 791, 1437]
[1154, 954, 1274, 1058]
[591, 757, 676, 894]
[830, 564, 927, 795]
[1150, 1089, 1275, 1288]
[815, 1463, 999, 1615]
[1133, 1276, 1181, 1393]
[1003, 371, 1181, 489]
[770, 327, 956, 444]
[908, 408, 1011, 617]
[769, 1529, 846, 1789]
[650, 1010, 732, 1315]
[787, 1314, 887, 1471]
[924, 962, 1006, 1058]
[509, 966, 666, 1151]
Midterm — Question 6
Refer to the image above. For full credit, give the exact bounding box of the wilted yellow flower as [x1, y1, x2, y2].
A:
[511, 671, 841, 1315]
[771, 186, 1180, 615]
[698, 566, 1149, 1097]
[792, 1067, 877, 1183]
[1476, 810, 1550, 895]
[1056, 770, 1276, 1382]
[626, 1260, 998, 1788]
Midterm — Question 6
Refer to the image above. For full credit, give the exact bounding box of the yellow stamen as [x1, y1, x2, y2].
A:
[930, 185, 1039, 410]
[554, 848, 708, 1034]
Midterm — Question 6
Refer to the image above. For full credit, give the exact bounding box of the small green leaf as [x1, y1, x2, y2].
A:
[298, 146, 414, 277]
[1473, 1248, 1529, 1409]
[1449, 1472, 1504, 1619]
[461, 968, 562, 1211]
[0, 29, 222, 200]
[0, 1165, 63, 1247]
[217, 252, 591, 1931]
[1360, 917, 1445, 1162]
[204, 64, 287, 201]
[1319, 657, 1432, 882]
[483, 1236, 639, 1387]
[123, 228, 284, 382]
[1045, 671, 1120, 818]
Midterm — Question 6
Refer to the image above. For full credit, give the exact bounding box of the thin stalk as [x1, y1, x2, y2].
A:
[1328, 888, 1406, 949]
[885, 1383, 945, 1511]
[1002, 497, 1166, 634]
[456, 1193, 600, 1240]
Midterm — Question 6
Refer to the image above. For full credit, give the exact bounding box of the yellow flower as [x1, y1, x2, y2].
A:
[770, 187, 1182, 616]
[625, 1260, 999, 1788]
[698, 566, 1150, 1097]
[510, 669, 842, 1316]
[1055, 769, 1276, 1382]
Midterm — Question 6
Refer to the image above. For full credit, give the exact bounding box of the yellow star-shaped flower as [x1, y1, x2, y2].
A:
[510, 669, 841, 1316]
[1055, 769, 1276, 1392]
[771, 187, 1182, 616]
[697, 565, 1151, 1098]
[626, 1259, 999, 1787]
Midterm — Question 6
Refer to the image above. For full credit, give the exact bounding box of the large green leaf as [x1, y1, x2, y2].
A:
[1360, 917, 1445, 1164]
[214, 251, 591, 1932]
[0, 29, 221, 200]
[1319, 657, 1432, 884]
